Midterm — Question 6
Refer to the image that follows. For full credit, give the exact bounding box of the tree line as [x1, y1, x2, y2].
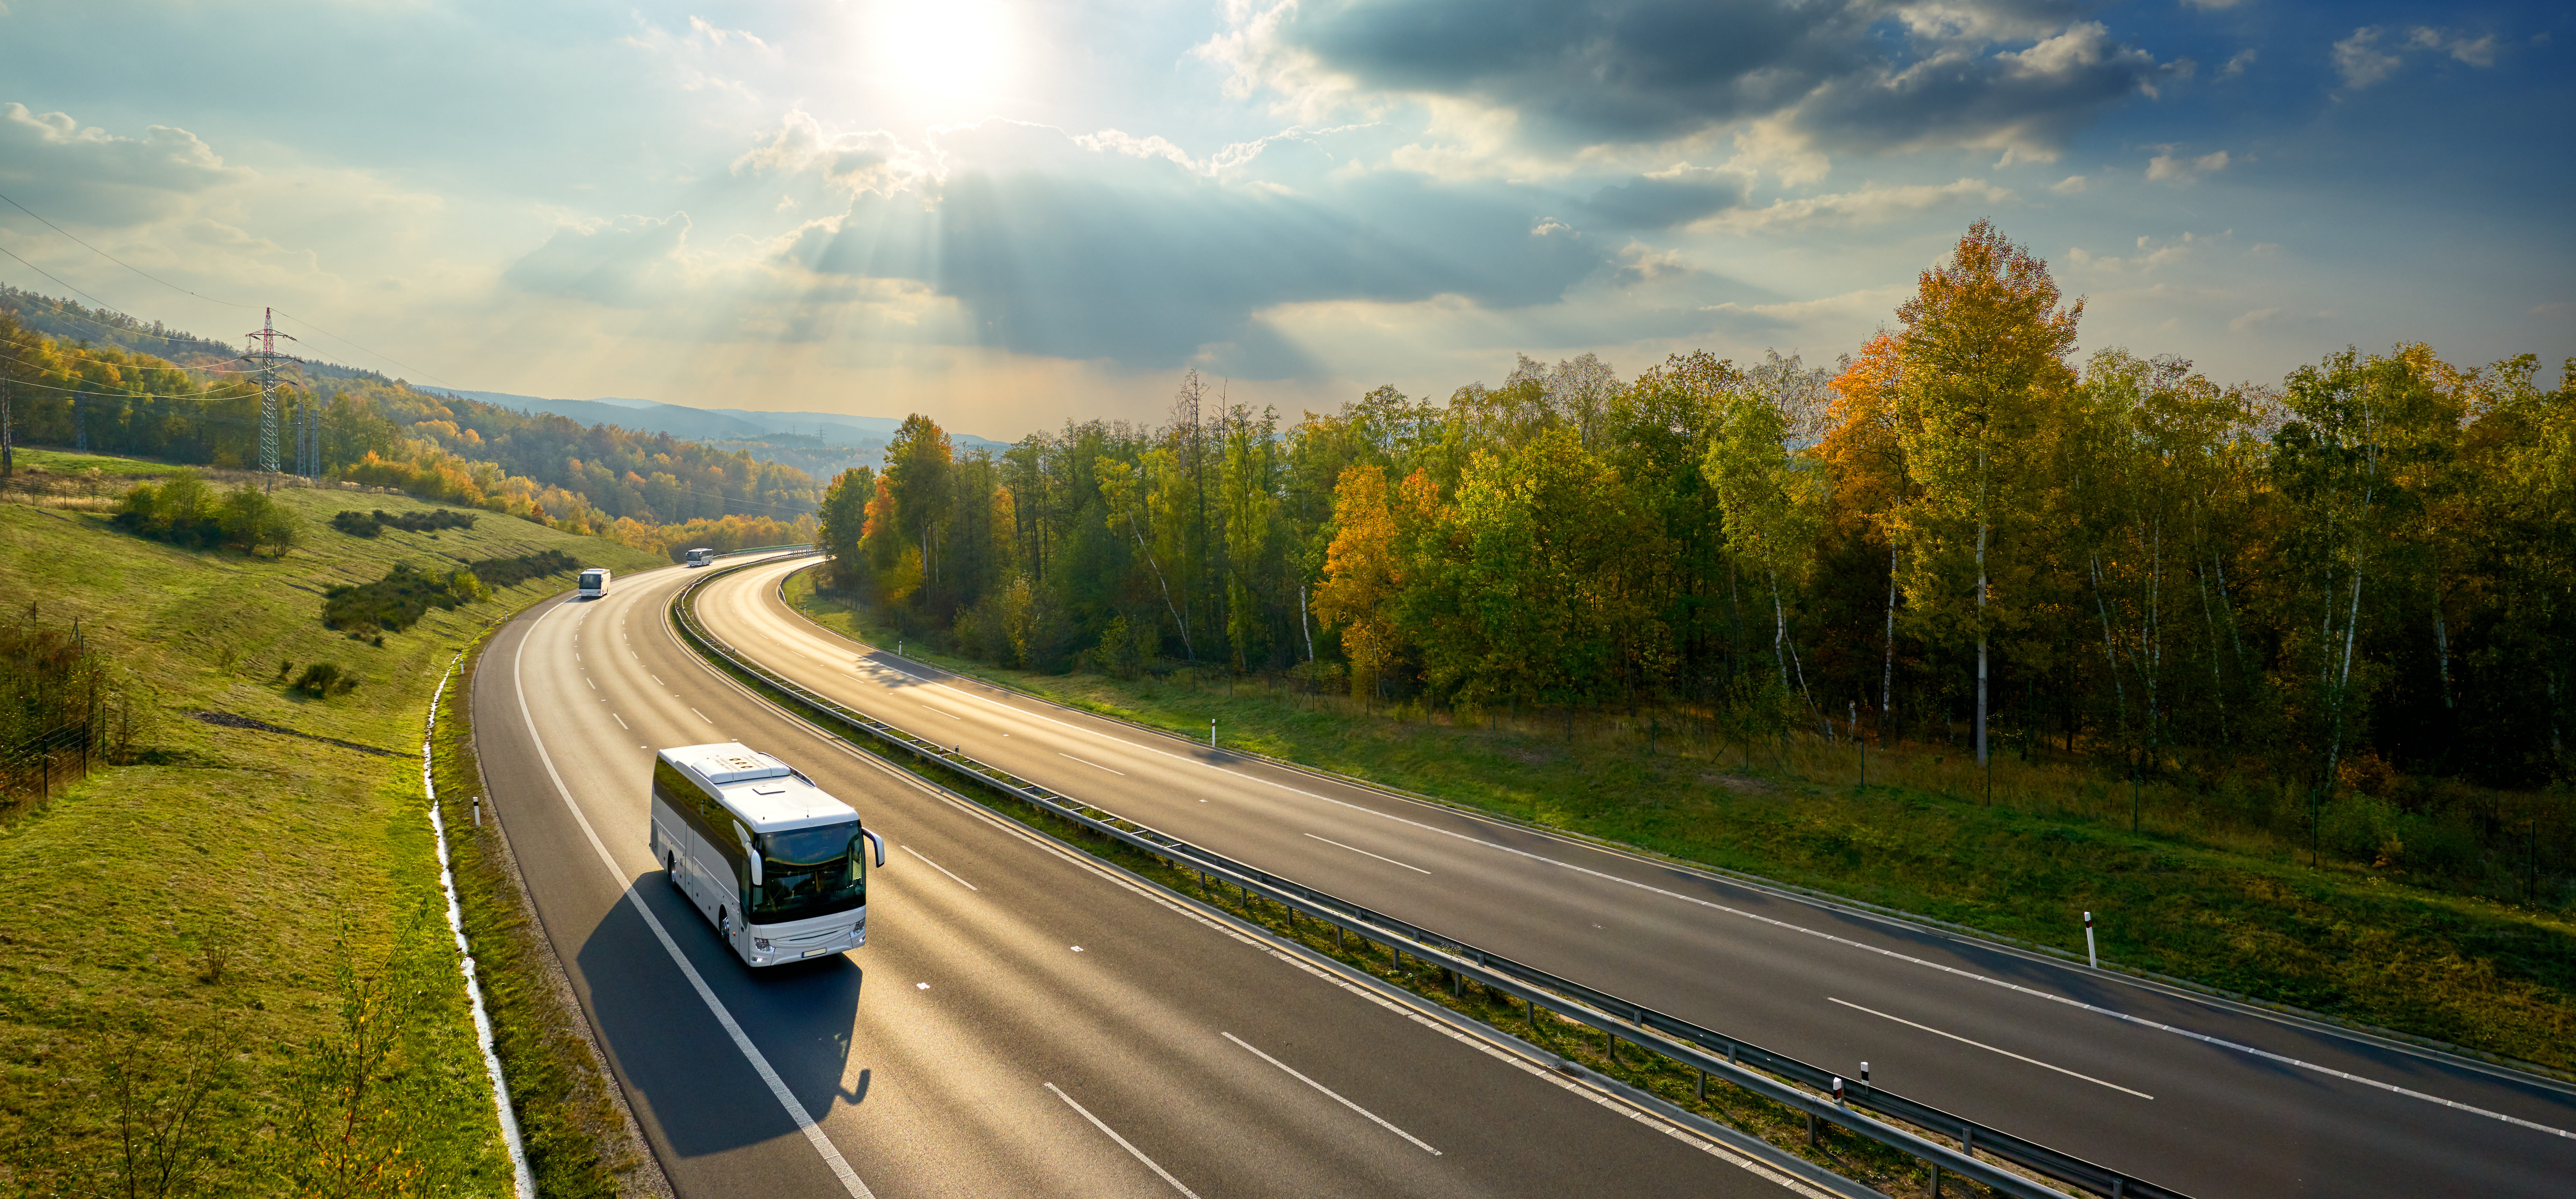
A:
[0, 307, 821, 556]
[818, 222, 2575, 811]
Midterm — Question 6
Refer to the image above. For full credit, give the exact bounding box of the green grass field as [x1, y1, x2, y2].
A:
[785, 570, 2576, 1075]
[0, 464, 662, 1197]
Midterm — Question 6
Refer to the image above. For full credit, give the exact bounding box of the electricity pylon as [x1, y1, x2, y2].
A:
[241, 307, 300, 477]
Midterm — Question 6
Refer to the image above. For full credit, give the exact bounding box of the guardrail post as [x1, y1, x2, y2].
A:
[1695, 1067, 1706, 1103]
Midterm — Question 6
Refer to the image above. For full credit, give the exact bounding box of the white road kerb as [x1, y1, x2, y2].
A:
[424, 656, 536, 1199]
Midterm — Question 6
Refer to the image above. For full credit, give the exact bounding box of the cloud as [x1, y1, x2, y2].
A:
[2146, 148, 2228, 184]
[2067, 229, 2223, 273]
[1203, 1, 2179, 162]
[503, 213, 694, 306]
[2227, 307, 2278, 332]
[2219, 49, 2256, 79]
[1710, 178, 2013, 232]
[778, 121, 1609, 374]
[732, 111, 923, 196]
[0, 103, 243, 224]
[2334, 26, 2500, 91]
[2051, 175, 2088, 194]
[1581, 164, 1749, 229]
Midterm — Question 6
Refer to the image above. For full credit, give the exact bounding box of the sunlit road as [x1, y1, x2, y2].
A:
[473, 556, 1813, 1198]
[695, 555, 2576, 1198]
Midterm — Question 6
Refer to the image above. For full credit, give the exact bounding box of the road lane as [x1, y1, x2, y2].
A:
[700, 555, 2576, 1198]
[475, 558, 1816, 1199]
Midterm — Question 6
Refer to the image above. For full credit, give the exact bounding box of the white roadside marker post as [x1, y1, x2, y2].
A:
[2085, 910, 2099, 969]
[1210, 719, 1217, 749]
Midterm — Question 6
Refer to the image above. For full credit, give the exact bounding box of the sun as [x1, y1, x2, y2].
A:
[868, 0, 1017, 103]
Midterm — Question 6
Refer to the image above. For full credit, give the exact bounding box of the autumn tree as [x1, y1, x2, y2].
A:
[1889, 220, 2083, 766]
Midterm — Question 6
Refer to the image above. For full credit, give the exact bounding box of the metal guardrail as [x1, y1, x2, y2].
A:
[672, 563, 2189, 1199]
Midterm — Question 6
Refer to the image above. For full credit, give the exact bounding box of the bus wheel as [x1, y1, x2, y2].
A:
[666, 849, 678, 881]
[718, 908, 730, 937]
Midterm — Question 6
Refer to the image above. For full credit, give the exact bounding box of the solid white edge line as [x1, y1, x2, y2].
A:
[1043, 1082, 1204, 1199]
[671, 580, 1832, 1199]
[899, 844, 980, 891]
[1303, 832, 1431, 875]
[1059, 751, 1127, 776]
[1221, 1032, 1441, 1154]
[424, 659, 536, 1199]
[512, 601, 878, 1198]
[1827, 998, 2153, 1100]
[726, 566, 2576, 1140]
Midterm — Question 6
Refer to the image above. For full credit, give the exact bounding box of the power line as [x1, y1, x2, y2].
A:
[0, 278, 238, 352]
[0, 190, 256, 310]
[0, 189, 464, 391]
[0, 243, 136, 324]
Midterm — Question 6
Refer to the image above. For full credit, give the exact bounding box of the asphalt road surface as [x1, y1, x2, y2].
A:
[474, 557, 1817, 1199]
[691, 555, 2576, 1198]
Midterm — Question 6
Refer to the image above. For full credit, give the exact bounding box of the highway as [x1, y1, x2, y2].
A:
[695, 555, 2576, 1198]
[472, 557, 1819, 1198]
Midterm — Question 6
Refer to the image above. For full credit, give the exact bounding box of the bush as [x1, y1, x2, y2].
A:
[464, 549, 576, 589]
[112, 470, 224, 549]
[321, 563, 488, 633]
[218, 488, 299, 556]
[290, 662, 358, 696]
[330, 509, 477, 538]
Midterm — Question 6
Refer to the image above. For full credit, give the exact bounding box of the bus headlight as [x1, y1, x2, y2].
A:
[753, 937, 771, 950]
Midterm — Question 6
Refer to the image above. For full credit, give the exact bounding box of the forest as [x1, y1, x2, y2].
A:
[818, 223, 2575, 860]
[0, 299, 821, 552]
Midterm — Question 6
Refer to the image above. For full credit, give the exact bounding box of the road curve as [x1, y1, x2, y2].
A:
[697, 555, 2576, 1198]
[473, 557, 1814, 1198]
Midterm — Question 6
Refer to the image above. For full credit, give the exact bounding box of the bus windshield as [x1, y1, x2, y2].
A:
[750, 821, 865, 924]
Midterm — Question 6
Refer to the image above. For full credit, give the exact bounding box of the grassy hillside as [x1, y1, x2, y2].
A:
[786, 569, 2576, 1075]
[0, 454, 663, 1197]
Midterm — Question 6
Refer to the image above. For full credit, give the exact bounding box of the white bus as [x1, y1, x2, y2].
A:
[576, 568, 610, 598]
[685, 547, 716, 567]
[650, 742, 884, 966]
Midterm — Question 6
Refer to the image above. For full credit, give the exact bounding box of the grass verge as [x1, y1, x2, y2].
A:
[432, 631, 665, 1198]
[0, 467, 663, 1196]
[785, 570, 2576, 1076]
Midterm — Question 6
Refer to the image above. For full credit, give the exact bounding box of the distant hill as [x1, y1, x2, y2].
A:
[436, 391, 1015, 465]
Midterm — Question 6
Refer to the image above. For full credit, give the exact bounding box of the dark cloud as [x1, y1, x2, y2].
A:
[786, 136, 1607, 374]
[1582, 167, 1748, 228]
[1252, 0, 2171, 154]
[502, 212, 691, 306]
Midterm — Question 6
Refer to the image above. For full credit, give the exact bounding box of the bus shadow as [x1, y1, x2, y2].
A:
[577, 879, 866, 1159]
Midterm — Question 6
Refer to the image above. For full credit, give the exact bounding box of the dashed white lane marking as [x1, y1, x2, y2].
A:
[510, 611, 875, 1199]
[725, 587, 2576, 1139]
[1060, 752, 1126, 776]
[1304, 833, 1430, 875]
[922, 704, 961, 719]
[1223, 1032, 1441, 1154]
[1044, 1082, 1203, 1199]
[901, 845, 979, 891]
[1828, 998, 2153, 1100]
[691, 707, 714, 723]
[612, 713, 628, 729]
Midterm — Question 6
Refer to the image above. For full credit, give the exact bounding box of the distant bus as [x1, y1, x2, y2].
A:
[685, 547, 716, 567]
[577, 568, 609, 598]
[650, 742, 884, 966]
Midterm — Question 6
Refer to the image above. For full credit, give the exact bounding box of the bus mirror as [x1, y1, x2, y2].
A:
[862, 828, 885, 870]
[735, 823, 760, 886]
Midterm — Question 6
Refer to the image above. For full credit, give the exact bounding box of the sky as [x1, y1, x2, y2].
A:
[1, 0, 2567, 440]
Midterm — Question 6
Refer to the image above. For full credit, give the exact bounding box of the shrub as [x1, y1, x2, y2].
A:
[290, 662, 357, 696]
[331, 509, 477, 538]
[112, 470, 224, 548]
[463, 549, 576, 589]
[218, 488, 299, 556]
[321, 563, 487, 633]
